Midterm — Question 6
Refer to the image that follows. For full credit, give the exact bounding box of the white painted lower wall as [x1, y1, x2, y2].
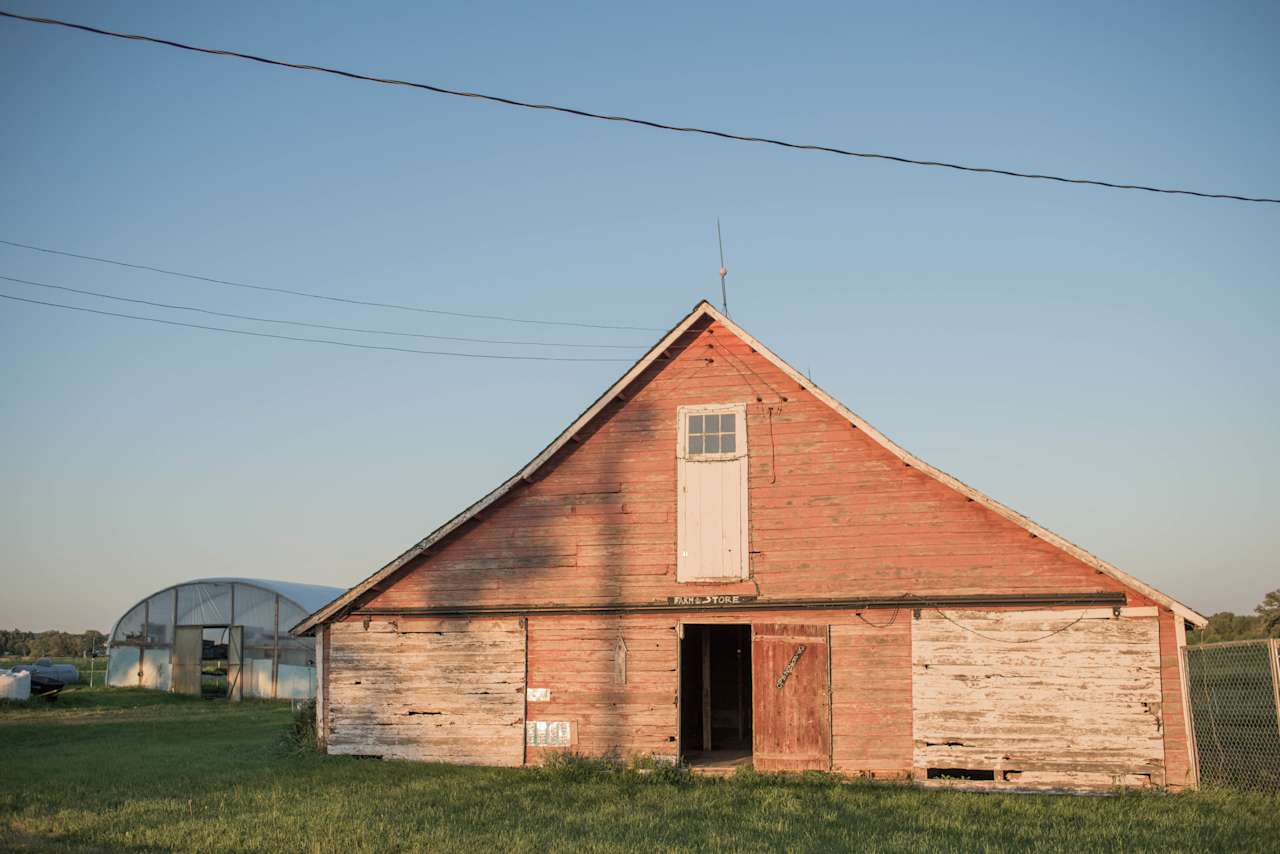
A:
[912, 608, 1164, 789]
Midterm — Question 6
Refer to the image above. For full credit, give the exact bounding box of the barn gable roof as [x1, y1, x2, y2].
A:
[293, 300, 1206, 635]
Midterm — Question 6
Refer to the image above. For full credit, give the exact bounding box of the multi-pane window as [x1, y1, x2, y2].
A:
[687, 412, 736, 456]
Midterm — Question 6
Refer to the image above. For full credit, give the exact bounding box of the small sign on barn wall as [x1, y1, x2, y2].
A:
[526, 720, 571, 747]
[668, 594, 757, 607]
[614, 636, 628, 685]
[526, 688, 550, 702]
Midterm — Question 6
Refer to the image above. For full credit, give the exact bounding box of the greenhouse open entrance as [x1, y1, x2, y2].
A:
[172, 625, 245, 699]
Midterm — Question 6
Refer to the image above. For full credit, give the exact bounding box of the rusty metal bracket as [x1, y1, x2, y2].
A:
[775, 644, 806, 689]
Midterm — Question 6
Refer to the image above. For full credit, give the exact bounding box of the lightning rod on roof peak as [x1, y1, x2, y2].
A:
[716, 218, 729, 317]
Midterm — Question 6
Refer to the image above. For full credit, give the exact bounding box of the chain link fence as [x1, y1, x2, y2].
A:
[1184, 639, 1280, 790]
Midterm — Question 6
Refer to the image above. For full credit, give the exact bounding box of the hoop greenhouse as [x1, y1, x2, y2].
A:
[106, 578, 343, 700]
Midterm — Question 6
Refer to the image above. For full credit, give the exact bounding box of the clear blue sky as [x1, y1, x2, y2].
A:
[1, 1, 1276, 633]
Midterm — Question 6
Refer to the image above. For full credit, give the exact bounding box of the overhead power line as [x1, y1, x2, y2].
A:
[0, 292, 634, 362]
[0, 273, 643, 350]
[0, 238, 664, 332]
[1, 9, 1276, 205]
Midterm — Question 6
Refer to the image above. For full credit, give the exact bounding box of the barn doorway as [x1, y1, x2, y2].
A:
[679, 624, 752, 769]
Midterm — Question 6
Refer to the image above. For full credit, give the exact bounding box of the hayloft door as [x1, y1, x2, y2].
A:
[677, 404, 749, 581]
[751, 623, 831, 771]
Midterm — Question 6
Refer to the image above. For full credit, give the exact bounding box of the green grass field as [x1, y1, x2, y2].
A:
[2, 687, 1278, 853]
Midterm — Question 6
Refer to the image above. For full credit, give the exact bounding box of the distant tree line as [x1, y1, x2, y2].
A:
[0, 629, 107, 658]
[1188, 589, 1280, 645]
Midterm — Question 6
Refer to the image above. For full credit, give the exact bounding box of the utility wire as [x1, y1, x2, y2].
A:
[0, 238, 664, 332]
[0, 292, 634, 362]
[0, 273, 643, 350]
[1, 9, 1276, 205]
[931, 608, 1087, 644]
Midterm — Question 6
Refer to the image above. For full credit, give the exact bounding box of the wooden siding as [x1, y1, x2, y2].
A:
[912, 609, 1164, 789]
[326, 619, 525, 764]
[315, 625, 327, 745]
[525, 614, 678, 762]
[1159, 608, 1194, 788]
[362, 320, 1151, 614]
[831, 617, 913, 778]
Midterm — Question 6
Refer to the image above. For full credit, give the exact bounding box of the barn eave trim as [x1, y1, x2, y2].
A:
[347, 591, 1129, 618]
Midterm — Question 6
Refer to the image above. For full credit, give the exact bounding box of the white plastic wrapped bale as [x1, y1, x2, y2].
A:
[0, 669, 32, 701]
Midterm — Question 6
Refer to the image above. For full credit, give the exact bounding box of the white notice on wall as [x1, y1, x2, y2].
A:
[526, 720, 571, 747]
[526, 687, 551, 702]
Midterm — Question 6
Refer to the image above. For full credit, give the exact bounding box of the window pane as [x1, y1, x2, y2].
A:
[177, 582, 231, 626]
[703, 413, 719, 433]
[688, 414, 703, 435]
[704, 433, 720, 453]
[146, 589, 175, 646]
[721, 433, 735, 453]
[720, 413, 735, 433]
[113, 603, 146, 643]
[688, 435, 703, 455]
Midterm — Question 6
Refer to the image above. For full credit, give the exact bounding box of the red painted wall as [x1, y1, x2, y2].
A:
[366, 318, 1147, 612]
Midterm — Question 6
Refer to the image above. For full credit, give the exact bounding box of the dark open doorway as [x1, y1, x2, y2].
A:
[680, 624, 752, 769]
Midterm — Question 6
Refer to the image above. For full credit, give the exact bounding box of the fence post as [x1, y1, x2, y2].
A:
[1270, 639, 1280, 743]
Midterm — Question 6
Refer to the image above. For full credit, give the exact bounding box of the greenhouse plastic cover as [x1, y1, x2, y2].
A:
[0, 669, 32, 701]
[108, 578, 344, 642]
[190, 578, 344, 616]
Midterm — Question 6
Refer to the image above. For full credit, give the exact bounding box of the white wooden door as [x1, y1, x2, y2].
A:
[677, 403, 748, 581]
[681, 456, 748, 579]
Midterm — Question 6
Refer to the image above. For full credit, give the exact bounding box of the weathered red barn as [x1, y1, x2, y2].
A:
[293, 301, 1207, 790]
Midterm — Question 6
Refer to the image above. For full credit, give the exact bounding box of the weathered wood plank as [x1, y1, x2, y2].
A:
[326, 618, 525, 765]
[912, 610, 1164, 790]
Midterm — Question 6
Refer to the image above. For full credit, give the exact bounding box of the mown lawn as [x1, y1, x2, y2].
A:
[1, 687, 1277, 853]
